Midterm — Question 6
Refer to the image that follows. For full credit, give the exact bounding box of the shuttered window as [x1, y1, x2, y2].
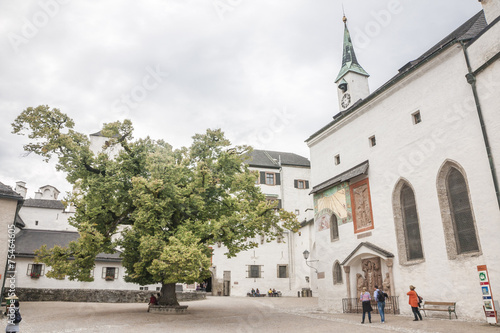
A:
[294, 180, 310, 189]
[401, 184, 424, 260]
[447, 168, 479, 254]
[260, 172, 280, 185]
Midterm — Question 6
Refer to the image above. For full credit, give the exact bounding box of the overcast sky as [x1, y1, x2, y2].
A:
[0, 0, 483, 198]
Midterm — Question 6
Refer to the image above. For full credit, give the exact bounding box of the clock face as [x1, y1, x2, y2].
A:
[341, 93, 351, 108]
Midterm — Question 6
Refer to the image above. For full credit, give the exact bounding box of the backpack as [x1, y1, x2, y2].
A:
[13, 309, 22, 324]
[377, 290, 386, 302]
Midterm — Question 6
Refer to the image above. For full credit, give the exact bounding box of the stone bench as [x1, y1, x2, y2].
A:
[421, 301, 457, 319]
[148, 305, 188, 314]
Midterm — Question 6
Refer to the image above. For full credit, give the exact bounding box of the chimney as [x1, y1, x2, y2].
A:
[479, 0, 500, 24]
[35, 191, 42, 199]
[15, 181, 27, 198]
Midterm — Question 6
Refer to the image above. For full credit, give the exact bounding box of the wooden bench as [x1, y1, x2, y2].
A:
[421, 301, 457, 319]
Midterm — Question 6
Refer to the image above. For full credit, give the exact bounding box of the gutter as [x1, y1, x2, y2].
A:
[461, 41, 500, 209]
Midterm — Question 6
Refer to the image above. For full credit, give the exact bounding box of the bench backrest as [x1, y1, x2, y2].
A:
[424, 301, 455, 306]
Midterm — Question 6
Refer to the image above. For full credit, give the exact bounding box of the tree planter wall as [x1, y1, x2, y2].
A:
[10, 288, 207, 303]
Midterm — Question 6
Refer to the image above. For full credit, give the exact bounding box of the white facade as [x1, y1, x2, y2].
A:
[306, 6, 500, 321]
[211, 150, 315, 297]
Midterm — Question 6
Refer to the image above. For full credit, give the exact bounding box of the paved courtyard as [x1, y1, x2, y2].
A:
[2, 296, 498, 333]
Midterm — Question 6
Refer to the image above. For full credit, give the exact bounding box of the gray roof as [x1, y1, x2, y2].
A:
[341, 242, 394, 265]
[310, 160, 369, 195]
[23, 199, 66, 210]
[15, 214, 26, 228]
[14, 229, 122, 262]
[0, 182, 24, 201]
[307, 11, 487, 142]
[247, 149, 310, 169]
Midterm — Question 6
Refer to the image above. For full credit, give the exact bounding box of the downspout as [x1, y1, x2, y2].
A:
[461, 41, 500, 209]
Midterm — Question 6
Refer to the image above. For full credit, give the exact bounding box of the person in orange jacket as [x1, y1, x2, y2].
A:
[407, 285, 422, 321]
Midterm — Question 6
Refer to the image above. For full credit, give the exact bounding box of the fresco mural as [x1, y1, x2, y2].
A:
[313, 182, 352, 231]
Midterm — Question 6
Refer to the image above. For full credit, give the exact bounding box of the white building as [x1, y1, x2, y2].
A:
[306, 1, 500, 321]
[211, 149, 315, 297]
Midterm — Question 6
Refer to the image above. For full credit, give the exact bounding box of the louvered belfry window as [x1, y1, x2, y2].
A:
[401, 184, 424, 260]
[447, 168, 479, 254]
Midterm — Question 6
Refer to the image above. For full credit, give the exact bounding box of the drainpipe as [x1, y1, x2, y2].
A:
[461, 41, 500, 209]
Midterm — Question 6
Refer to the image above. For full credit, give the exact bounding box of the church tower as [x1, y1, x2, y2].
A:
[335, 16, 370, 112]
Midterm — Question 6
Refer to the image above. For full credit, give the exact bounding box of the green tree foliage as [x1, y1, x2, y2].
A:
[12, 105, 299, 306]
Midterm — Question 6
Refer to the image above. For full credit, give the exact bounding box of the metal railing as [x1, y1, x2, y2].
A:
[342, 296, 400, 314]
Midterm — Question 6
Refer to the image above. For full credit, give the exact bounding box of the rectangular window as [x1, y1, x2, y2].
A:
[334, 154, 341, 165]
[369, 135, 376, 147]
[102, 267, 118, 280]
[265, 173, 275, 185]
[27, 263, 44, 278]
[294, 180, 310, 189]
[248, 265, 262, 278]
[412, 111, 422, 124]
[277, 265, 288, 278]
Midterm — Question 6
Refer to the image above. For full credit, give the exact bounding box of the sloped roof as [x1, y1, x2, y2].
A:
[341, 242, 394, 265]
[23, 199, 65, 210]
[248, 149, 310, 169]
[15, 214, 25, 228]
[335, 20, 370, 82]
[14, 229, 122, 262]
[0, 182, 24, 201]
[307, 11, 487, 143]
[310, 160, 369, 195]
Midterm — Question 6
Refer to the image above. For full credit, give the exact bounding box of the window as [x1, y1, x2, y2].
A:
[156, 287, 161, 291]
[35, 220, 39, 226]
[294, 180, 310, 189]
[330, 214, 339, 242]
[277, 233, 283, 243]
[401, 184, 424, 260]
[437, 161, 481, 259]
[248, 265, 262, 278]
[266, 198, 282, 210]
[333, 261, 343, 285]
[369, 135, 376, 147]
[334, 154, 341, 165]
[277, 265, 288, 278]
[447, 168, 479, 253]
[27, 263, 44, 278]
[259, 172, 281, 186]
[102, 267, 119, 281]
[140, 286, 149, 291]
[393, 179, 424, 265]
[295, 209, 300, 216]
[412, 111, 421, 124]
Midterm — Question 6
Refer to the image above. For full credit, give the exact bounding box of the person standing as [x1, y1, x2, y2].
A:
[5, 300, 20, 333]
[374, 285, 386, 323]
[360, 287, 372, 324]
[407, 285, 422, 321]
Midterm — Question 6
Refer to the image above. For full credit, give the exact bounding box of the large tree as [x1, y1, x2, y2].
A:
[12, 105, 298, 306]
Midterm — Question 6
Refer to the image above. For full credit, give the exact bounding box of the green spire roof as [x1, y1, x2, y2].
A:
[335, 18, 369, 83]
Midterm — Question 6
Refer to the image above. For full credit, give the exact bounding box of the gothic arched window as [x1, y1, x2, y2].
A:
[333, 261, 342, 285]
[437, 161, 481, 259]
[330, 214, 339, 242]
[401, 184, 424, 260]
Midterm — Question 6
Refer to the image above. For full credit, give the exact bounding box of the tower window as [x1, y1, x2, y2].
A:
[369, 136, 376, 147]
[334, 154, 341, 165]
[412, 111, 422, 124]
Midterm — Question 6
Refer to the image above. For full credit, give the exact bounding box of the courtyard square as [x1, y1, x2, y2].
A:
[1, 297, 497, 333]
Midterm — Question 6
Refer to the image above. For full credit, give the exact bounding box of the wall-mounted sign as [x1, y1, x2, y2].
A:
[477, 265, 497, 324]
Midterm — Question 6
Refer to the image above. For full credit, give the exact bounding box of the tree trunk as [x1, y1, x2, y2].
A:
[158, 282, 179, 306]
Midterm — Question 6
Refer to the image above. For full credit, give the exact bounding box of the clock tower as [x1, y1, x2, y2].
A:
[335, 16, 370, 112]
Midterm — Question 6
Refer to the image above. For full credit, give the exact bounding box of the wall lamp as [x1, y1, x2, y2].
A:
[303, 250, 319, 273]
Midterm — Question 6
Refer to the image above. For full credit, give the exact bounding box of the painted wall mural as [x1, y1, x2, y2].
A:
[314, 182, 352, 231]
[350, 178, 374, 233]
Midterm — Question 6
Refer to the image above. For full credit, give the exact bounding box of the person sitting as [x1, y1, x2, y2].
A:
[272, 288, 277, 297]
[255, 288, 260, 296]
[251, 288, 255, 296]
[148, 294, 158, 306]
[268, 288, 273, 297]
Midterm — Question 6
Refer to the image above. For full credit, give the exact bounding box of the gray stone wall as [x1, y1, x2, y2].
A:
[11, 288, 206, 303]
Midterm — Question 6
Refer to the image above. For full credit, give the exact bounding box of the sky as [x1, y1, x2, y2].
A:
[0, 0, 484, 198]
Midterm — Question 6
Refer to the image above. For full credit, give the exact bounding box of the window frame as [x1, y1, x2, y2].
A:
[334, 154, 341, 165]
[277, 265, 288, 278]
[369, 135, 376, 147]
[332, 261, 343, 285]
[412, 111, 422, 124]
[248, 265, 262, 279]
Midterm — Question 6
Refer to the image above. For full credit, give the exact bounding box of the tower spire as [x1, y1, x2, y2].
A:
[335, 15, 369, 83]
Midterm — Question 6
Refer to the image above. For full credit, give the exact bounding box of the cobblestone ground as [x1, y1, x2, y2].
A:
[1, 297, 498, 333]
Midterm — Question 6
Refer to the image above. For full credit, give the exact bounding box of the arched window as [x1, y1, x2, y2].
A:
[401, 184, 424, 260]
[447, 168, 479, 253]
[330, 214, 339, 242]
[333, 261, 342, 285]
[392, 179, 424, 265]
[437, 161, 481, 259]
